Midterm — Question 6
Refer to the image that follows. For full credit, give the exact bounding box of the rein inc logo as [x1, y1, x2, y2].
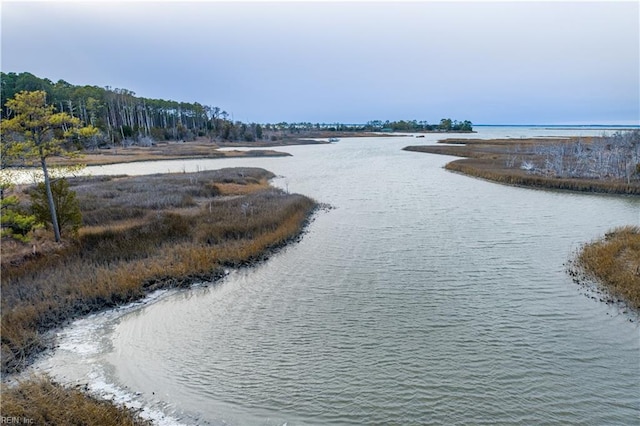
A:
[1, 418, 34, 424]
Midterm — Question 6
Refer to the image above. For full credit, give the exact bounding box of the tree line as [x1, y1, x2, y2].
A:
[1, 72, 260, 146]
[363, 118, 473, 132]
[1, 72, 473, 149]
[0, 71, 473, 244]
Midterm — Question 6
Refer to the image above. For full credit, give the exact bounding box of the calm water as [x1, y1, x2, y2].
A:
[35, 128, 640, 425]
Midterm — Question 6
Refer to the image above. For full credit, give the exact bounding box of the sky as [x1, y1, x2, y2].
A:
[1, 1, 639, 125]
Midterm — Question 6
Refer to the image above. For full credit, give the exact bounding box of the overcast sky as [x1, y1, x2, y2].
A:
[2, 1, 639, 125]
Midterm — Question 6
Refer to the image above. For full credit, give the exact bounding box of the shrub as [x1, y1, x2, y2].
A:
[30, 178, 82, 237]
[1, 193, 39, 241]
[0, 207, 39, 242]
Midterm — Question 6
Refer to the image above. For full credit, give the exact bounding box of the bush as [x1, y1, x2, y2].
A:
[1, 189, 39, 241]
[30, 178, 82, 237]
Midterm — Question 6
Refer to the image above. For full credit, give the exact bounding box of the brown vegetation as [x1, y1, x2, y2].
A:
[1, 168, 317, 375]
[569, 226, 640, 312]
[48, 138, 292, 167]
[1, 376, 151, 425]
[404, 133, 640, 195]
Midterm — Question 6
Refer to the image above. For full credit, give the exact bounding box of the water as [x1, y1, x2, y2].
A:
[34, 128, 640, 425]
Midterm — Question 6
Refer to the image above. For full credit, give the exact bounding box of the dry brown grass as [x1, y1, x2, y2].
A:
[404, 136, 640, 195]
[1, 168, 317, 375]
[571, 226, 640, 311]
[443, 159, 640, 194]
[48, 139, 291, 166]
[1, 376, 150, 425]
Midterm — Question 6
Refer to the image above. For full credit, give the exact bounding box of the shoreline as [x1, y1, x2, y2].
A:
[49, 145, 294, 167]
[3, 134, 637, 424]
[1, 168, 320, 424]
[2, 169, 320, 374]
[2, 232, 320, 425]
[404, 137, 639, 314]
[45, 133, 397, 168]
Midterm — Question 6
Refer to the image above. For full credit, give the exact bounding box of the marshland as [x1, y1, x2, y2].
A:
[1, 167, 316, 424]
[3, 0, 639, 421]
[403, 130, 640, 314]
[403, 130, 640, 195]
[1, 128, 634, 425]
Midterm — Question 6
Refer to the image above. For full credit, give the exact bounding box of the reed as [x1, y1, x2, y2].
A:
[48, 139, 291, 167]
[444, 160, 640, 195]
[1, 376, 150, 425]
[572, 226, 640, 310]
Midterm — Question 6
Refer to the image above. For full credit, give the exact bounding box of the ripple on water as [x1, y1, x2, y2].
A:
[38, 133, 640, 425]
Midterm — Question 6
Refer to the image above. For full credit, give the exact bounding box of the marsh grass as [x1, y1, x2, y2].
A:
[571, 226, 640, 311]
[443, 159, 640, 194]
[1, 167, 316, 375]
[48, 139, 291, 167]
[404, 136, 640, 195]
[1, 376, 151, 425]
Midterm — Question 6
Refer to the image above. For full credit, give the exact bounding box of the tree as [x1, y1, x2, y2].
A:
[1, 90, 96, 242]
[439, 118, 452, 131]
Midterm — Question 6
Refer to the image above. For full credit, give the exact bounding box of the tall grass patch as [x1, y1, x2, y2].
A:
[573, 226, 640, 310]
[1, 377, 150, 425]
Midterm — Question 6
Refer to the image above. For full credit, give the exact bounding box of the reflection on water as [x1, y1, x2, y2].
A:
[35, 128, 640, 425]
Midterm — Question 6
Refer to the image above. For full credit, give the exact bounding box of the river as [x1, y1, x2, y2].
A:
[33, 127, 640, 425]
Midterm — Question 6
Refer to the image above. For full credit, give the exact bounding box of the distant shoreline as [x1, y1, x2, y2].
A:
[403, 136, 640, 196]
[42, 131, 452, 167]
[473, 124, 640, 129]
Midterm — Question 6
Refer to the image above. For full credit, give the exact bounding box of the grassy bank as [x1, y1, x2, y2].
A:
[1, 377, 151, 425]
[1, 167, 316, 423]
[569, 226, 640, 312]
[2, 168, 316, 374]
[404, 135, 640, 195]
[48, 138, 292, 167]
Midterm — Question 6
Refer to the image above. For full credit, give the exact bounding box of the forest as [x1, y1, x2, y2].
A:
[1, 72, 473, 149]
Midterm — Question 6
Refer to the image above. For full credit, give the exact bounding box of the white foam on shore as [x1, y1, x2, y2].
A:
[26, 288, 197, 426]
[84, 366, 188, 426]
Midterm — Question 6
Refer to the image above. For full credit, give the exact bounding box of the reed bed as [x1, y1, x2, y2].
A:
[1, 168, 316, 375]
[1, 376, 151, 425]
[48, 140, 291, 167]
[444, 159, 640, 195]
[571, 226, 640, 311]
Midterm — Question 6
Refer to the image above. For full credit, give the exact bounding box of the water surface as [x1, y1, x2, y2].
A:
[37, 128, 640, 425]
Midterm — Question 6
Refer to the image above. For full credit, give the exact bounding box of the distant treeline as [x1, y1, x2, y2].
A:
[1, 72, 472, 147]
[363, 118, 473, 132]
